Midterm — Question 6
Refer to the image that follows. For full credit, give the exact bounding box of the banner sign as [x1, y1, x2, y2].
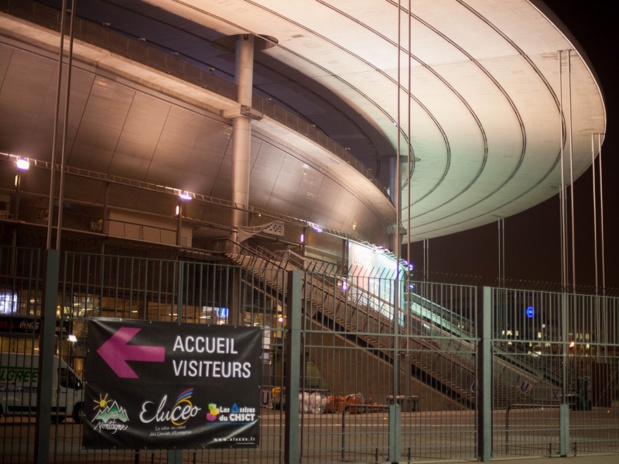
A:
[83, 319, 262, 449]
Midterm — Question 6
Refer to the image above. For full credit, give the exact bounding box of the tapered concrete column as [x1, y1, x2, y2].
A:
[231, 35, 255, 237]
[217, 33, 276, 246]
[236, 35, 255, 108]
[231, 115, 251, 233]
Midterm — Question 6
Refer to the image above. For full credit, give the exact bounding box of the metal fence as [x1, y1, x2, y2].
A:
[491, 288, 619, 458]
[0, 247, 618, 463]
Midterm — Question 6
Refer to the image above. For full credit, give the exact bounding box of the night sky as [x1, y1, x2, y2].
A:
[408, 1, 618, 293]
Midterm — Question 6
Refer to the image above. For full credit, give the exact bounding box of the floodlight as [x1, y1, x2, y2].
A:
[16, 158, 30, 171]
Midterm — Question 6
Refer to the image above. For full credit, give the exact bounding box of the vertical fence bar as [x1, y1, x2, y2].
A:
[389, 273, 401, 462]
[168, 259, 183, 464]
[34, 249, 60, 464]
[285, 270, 301, 464]
[478, 286, 492, 461]
[560, 292, 570, 456]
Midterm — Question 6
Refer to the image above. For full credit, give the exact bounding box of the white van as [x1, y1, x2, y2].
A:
[0, 352, 84, 423]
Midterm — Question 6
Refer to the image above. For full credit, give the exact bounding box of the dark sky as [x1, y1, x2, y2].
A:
[408, 1, 618, 293]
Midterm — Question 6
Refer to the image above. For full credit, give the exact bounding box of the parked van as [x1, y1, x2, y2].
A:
[0, 352, 84, 423]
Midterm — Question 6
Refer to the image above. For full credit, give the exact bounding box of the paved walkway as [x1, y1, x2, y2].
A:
[440, 455, 617, 464]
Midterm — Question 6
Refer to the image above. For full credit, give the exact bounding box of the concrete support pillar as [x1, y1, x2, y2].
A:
[222, 34, 277, 248]
[236, 35, 255, 107]
[231, 115, 252, 232]
[231, 35, 255, 240]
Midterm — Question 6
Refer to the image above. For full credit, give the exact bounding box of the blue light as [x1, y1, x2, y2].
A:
[216, 307, 229, 318]
[526, 306, 535, 319]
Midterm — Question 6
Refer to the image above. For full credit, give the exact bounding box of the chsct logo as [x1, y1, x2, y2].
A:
[140, 388, 201, 426]
[206, 403, 257, 423]
[206, 403, 220, 422]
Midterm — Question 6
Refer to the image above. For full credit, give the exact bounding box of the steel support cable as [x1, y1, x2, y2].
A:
[598, 133, 606, 293]
[46, 0, 68, 249]
[558, 50, 568, 292]
[568, 51, 577, 292]
[406, 0, 412, 268]
[591, 134, 599, 292]
[55, 0, 77, 250]
[390, 3, 403, 461]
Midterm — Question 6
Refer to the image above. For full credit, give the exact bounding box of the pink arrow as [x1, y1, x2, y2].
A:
[97, 327, 165, 379]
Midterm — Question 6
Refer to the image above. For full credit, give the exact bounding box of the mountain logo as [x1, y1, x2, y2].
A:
[91, 393, 130, 434]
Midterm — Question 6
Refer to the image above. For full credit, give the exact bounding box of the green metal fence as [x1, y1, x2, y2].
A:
[1, 247, 618, 463]
[492, 288, 619, 458]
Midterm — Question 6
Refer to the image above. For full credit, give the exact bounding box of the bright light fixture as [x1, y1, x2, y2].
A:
[67, 334, 78, 343]
[179, 191, 192, 201]
[16, 158, 30, 171]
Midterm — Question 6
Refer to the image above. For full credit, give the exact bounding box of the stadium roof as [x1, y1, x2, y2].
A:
[0, 0, 606, 247]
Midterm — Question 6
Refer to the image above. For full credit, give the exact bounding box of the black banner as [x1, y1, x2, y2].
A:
[83, 319, 262, 449]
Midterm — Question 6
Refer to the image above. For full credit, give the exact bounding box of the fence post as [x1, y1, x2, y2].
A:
[388, 403, 401, 462]
[168, 260, 184, 464]
[285, 270, 302, 464]
[560, 292, 570, 456]
[34, 249, 60, 464]
[388, 275, 402, 462]
[477, 286, 493, 461]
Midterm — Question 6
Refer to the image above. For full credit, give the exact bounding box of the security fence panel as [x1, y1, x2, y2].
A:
[297, 274, 479, 463]
[0, 247, 44, 464]
[65, 252, 287, 464]
[492, 288, 562, 458]
[565, 293, 619, 455]
[2, 246, 619, 463]
[492, 288, 619, 458]
[402, 280, 478, 461]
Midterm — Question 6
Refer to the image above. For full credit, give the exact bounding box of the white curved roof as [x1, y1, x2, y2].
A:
[0, 0, 606, 245]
